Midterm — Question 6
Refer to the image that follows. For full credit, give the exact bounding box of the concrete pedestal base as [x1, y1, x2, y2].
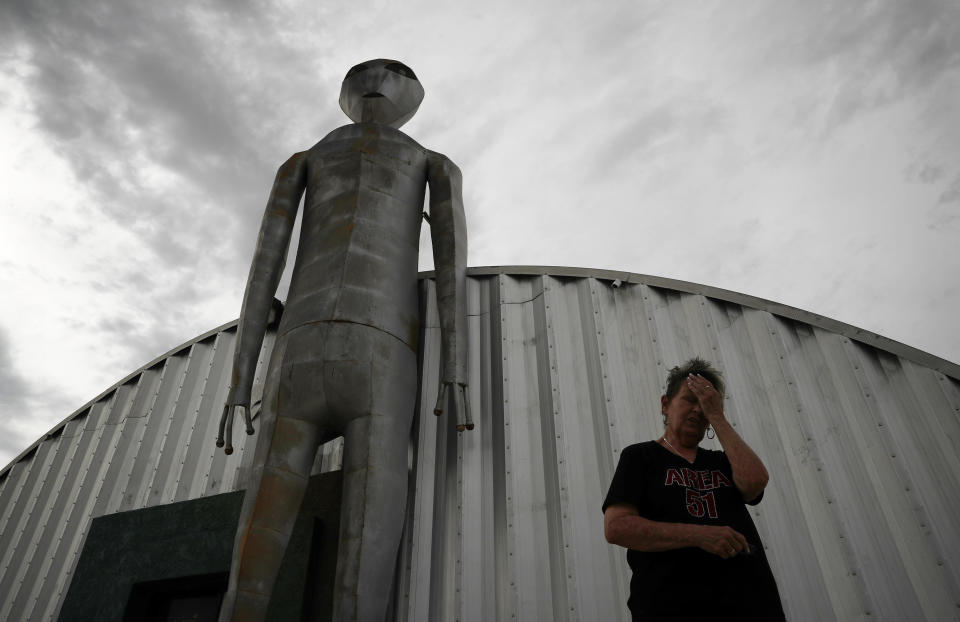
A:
[59, 471, 342, 622]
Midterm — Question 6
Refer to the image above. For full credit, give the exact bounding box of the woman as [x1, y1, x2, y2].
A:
[602, 358, 786, 621]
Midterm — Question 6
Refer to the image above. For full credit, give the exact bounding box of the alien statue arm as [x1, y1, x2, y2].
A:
[427, 151, 473, 431]
[217, 151, 308, 453]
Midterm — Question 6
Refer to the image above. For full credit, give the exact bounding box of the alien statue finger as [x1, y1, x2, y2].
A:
[217, 59, 469, 622]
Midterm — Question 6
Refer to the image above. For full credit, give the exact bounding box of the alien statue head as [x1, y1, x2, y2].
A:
[339, 59, 425, 129]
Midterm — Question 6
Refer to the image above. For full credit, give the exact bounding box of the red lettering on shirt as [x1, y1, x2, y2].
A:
[681, 468, 699, 489]
[698, 470, 713, 490]
[664, 468, 683, 486]
[712, 470, 732, 489]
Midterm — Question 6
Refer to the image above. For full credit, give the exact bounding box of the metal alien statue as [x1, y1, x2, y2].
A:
[216, 59, 470, 621]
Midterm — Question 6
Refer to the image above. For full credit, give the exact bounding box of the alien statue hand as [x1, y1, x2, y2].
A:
[217, 392, 255, 455]
[433, 381, 473, 431]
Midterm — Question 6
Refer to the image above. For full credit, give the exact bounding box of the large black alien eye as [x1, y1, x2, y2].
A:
[385, 62, 417, 80]
[346, 63, 368, 78]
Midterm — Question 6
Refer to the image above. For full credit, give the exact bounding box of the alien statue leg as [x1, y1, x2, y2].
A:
[326, 325, 417, 622]
[220, 321, 416, 622]
[218, 331, 324, 622]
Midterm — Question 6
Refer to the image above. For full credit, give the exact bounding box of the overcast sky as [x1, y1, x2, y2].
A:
[2, 0, 958, 469]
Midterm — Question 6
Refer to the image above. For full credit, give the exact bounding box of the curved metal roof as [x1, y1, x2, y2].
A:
[6, 266, 957, 476]
[1, 266, 958, 621]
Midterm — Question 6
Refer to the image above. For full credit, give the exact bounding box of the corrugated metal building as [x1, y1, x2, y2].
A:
[1, 266, 959, 621]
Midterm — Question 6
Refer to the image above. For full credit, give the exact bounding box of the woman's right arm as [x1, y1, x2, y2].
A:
[604, 503, 749, 559]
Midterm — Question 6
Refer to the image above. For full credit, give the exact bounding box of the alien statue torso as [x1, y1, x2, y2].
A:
[281, 123, 432, 349]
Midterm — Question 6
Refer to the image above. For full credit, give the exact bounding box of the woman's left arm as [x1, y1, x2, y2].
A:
[686, 374, 769, 502]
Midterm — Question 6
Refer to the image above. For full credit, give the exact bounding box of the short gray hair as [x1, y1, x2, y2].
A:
[664, 357, 725, 400]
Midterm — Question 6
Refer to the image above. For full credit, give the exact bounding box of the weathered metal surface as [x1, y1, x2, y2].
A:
[1, 268, 959, 621]
[216, 59, 469, 622]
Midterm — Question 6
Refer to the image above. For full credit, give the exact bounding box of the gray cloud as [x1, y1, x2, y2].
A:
[0, 0, 332, 276]
[928, 172, 960, 230]
[0, 325, 73, 468]
[0, 326, 30, 415]
[776, 0, 960, 134]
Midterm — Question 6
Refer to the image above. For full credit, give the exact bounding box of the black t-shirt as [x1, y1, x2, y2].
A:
[603, 441, 785, 621]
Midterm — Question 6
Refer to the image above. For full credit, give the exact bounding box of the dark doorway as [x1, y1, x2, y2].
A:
[123, 572, 227, 622]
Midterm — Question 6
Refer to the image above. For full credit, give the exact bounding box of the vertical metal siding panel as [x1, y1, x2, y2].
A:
[551, 278, 611, 620]
[27, 397, 120, 621]
[488, 275, 510, 622]
[88, 381, 140, 518]
[0, 467, 10, 508]
[897, 360, 960, 517]
[0, 429, 72, 610]
[0, 454, 31, 548]
[489, 272, 523, 622]
[429, 380, 459, 621]
[123, 355, 189, 511]
[202, 329, 240, 495]
[0, 446, 53, 598]
[633, 285, 670, 431]
[500, 275, 554, 620]
[481, 276, 506, 622]
[583, 279, 631, 621]
[148, 341, 211, 506]
[849, 346, 959, 618]
[176, 333, 231, 502]
[407, 278, 442, 621]
[595, 282, 654, 621]
[494, 273, 521, 621]
[610, 283, 671, 445]
[0, 451, 39, 554]
[532, 276, 570, 621]
[457, 276, 497, 622]
[899, 363, 960, 480]
[453, 424, 465, 621]
[787, 326, 916, 620]
[745, 310, 862, 621]
[3, 415, 90, 621]
[107, 366, 164, 514]
[647, 286, 683, 366]
[710, 303, 833, 621]
[899, 362, 960, 611]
